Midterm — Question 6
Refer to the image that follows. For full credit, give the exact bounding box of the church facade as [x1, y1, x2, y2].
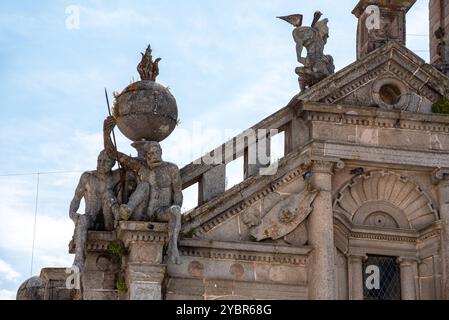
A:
[19, 0, 449, 300]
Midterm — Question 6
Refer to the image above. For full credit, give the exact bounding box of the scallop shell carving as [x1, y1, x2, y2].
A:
[334, 171, 438, 230]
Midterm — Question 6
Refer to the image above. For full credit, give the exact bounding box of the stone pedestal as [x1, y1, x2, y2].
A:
[117, 221, 169, 300]
[308, 161, 337, 300]
[76, 221, 169, 300]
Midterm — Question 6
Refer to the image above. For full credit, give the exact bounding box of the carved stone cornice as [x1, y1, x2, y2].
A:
[301, 102, 449, 134]
[179, 240, 310, 266]
[117, 221, 169, 247]
[312, 141, 449, 169]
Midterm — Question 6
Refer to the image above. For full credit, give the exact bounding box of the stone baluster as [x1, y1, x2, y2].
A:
[199, 164, 226, 205]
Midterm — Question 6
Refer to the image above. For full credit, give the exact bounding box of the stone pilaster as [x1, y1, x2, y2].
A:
[397, 257, 418, 300]
[308, 160, 337, 300]
[432, 168, 449, 299]
[348, 255, 366, 300]
[117, 221, 169, 300]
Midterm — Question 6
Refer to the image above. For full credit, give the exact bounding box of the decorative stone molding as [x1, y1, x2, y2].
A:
[303, 108, 449, 134]
[311, 160, 335, 174]
[349, 231, 416, 243]
[179, 240, 310, 266]
[334, 171, 439, 231]
[117, 221, 169, 247]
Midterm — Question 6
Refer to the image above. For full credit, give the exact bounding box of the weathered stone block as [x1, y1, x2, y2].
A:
[129, 282, 162, 300]
[83, 289, 117, 300]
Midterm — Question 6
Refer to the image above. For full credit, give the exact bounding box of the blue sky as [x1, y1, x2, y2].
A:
[0, 0, 430, 299]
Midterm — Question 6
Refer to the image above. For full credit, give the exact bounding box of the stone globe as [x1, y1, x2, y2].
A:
[113, 80, 178, 143]
[16, 276, 45, 300]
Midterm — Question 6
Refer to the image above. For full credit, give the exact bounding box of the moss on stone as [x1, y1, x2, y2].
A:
[432, 96, 449, 115]
[108, 241, 127, 259]
[180, 229, 196, 239]
[116, 277, 128, 293]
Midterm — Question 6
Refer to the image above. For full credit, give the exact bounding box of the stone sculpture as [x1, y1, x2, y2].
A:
[435, 27, 449, 75]
[69, 150, 123, 271]
[104, 117, 183, 264]
[249, 189, 318, 242]
[103, 45, 183, 265]
[278, 11, 335, 92]
[137, 45, 161, 81]
[16, 277, 45, 300]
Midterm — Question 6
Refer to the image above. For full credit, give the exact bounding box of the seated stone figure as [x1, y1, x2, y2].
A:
[69, 150, 122, 271]
[103, 116, 184, 265]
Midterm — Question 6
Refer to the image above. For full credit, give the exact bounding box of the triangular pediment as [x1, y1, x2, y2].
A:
[296, 42, 449, 113]
[181, 149, 314, 246]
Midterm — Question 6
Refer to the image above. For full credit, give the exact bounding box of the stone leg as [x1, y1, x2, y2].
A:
[102, 194, 116, 231]
[122, 182, 150, 221]
[73, 214, 95, 271]
[157, 206, 182, 265]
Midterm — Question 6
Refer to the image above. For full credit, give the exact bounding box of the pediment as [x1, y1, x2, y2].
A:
[296, 42, 449, 113]
[180, 150, 314, 246]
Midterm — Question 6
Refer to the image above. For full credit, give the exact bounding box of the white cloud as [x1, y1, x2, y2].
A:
[0, 259, 20, 282]
[0, 289, 16, 300]
[78, 6, 166, 30]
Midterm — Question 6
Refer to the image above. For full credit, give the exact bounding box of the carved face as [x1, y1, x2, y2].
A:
[144, 143, 162, 168]
[97, 151, 115, 174]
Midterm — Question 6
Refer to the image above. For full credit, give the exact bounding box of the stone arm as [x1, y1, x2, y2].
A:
[103, 116, 142, 173]
[69, 172, 88, 224]
[296, 42, 305, 65]
[171, 166, 183, 207]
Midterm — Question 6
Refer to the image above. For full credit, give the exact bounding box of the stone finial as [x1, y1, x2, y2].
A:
[352, 0, 416, 59]
[137, 45, 162, 81]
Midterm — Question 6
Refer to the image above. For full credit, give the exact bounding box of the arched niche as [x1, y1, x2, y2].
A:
[334, 171, 439, 231]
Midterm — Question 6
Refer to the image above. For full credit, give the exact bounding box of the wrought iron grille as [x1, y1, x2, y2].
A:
[363, 255, 401, 300]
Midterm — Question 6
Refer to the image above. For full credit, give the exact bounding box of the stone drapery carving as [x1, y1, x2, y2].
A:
[104, 117, 183, 264]
[278, 11, 335, 92]
[69, 150, 123, 270]
[243, 188, 318, 244]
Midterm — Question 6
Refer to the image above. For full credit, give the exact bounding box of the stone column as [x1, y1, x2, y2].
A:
[348, 255, 366, 300]
[398, 258, 418, 300]
[308, 160, 337, 300]
[432, 169, 449, 299]
[117, 221, 169, 300]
